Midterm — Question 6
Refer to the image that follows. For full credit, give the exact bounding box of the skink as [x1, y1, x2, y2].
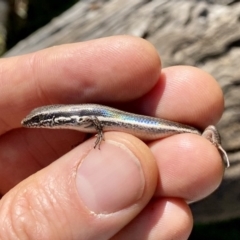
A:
[21, 104, 230, 168]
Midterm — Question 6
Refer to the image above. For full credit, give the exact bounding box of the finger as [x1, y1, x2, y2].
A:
[0, 36, 160, 134]
[0, 133, 158, 239]
[136, 66, 224, 128]
[150, 134, 224, 202]
[112, 198, 192, 240]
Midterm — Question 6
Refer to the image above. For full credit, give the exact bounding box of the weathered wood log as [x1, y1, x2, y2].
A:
[0, 0, 9, 54]
[4, 0, 240, 223]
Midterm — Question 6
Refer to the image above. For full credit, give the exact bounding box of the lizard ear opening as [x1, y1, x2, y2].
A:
[77, 116, 95, 128]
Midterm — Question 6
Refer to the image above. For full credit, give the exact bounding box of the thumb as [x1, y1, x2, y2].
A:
[0, 132, 158, 239]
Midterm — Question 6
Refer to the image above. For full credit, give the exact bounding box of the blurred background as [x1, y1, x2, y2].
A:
[1, 0, 240, 239]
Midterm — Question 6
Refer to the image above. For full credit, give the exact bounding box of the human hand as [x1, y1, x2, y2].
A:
[0, 36, 224, 239]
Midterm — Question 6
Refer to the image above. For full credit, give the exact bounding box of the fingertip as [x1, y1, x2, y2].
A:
[140, 65, 224, 127]
[127, 36, 162, 74]
[161, 66, 224, 125]
[157, 198, 193, 240]
[151, 134, 224, 201]
[112, 198, 193, 240]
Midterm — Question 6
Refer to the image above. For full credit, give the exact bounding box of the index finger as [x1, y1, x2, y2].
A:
[0, 36, 161, 134]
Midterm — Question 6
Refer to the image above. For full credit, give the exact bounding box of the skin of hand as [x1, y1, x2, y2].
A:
[0, 36, 224, 240]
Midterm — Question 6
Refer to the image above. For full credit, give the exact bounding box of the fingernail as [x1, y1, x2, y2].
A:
[76, 141, 145, 214]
